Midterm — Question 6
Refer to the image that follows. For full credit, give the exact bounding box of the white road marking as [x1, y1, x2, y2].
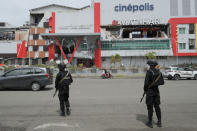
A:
[34, 122, 79, 130]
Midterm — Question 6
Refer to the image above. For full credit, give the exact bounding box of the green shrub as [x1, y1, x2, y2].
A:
[4, 66, 15, 72]
[78, 63, 83, 68]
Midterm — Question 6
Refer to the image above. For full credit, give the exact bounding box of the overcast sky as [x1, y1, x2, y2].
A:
[0, 0, 91, 27]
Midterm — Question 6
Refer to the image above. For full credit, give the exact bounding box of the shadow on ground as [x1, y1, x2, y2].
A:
[104, 127, 197, 131]
[0, 87, 53, 91]
[102, 114, 197, 131]
[136, 114, 147, 125]
[0, 123, 26, 131]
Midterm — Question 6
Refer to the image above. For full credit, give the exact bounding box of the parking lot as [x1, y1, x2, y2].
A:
[0, 78, 197, 131]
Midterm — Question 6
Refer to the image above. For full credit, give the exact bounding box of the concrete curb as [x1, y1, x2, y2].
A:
[71, 74, 145, 79]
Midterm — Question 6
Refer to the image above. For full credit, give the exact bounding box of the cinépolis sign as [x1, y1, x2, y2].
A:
[114, 3, 154, 12]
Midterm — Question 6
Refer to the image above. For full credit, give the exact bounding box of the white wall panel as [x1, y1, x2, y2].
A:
[97, 0, 197, 26]
[55, 7, 94, 33]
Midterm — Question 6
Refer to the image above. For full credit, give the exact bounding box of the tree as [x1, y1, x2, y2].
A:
[145, 52, 156, 59]
[115, 54, 122, 67]
[110, 55, 116, 65]
[111, 54, 122, 68]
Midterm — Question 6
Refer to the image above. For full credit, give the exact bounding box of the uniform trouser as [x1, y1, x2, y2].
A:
[58, 93, 70, 113]
[147, 104, 161, 123]
[146, 94, 161, 122]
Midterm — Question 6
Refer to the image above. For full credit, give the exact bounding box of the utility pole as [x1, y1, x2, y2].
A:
[61, 39, 66, 63]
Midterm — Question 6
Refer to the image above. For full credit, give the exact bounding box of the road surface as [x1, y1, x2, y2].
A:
[0, 78, 197, 131]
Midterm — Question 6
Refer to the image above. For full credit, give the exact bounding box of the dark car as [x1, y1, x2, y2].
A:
[0, 67, 53, 91]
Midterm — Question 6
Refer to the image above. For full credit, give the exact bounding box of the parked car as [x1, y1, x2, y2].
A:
[0, 67, 53, 91]
[163, 67, 197, 80]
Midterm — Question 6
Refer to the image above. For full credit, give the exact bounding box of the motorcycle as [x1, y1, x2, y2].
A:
[101, 72, 113, 79]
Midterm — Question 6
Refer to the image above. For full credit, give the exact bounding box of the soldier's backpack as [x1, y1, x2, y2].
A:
[150, 69, 164, 86]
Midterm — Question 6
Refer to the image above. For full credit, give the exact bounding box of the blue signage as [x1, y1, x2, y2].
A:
[115, 3, 154, 12]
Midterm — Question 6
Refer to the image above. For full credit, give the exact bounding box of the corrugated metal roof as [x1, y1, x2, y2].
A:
[30, 4, 90, 12]
[0, 41, 17, 54]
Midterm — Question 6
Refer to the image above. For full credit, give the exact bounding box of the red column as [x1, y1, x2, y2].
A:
[17, 40, 27, 58]
[48, 12, 56, 61]
[95, 40, 101, 68]
[17, 43, 22, 58]
[49, 12, 55, 33]
[94, 2, 100, 33]
[94, 2, 101, 68]
[171, 24, 178, 56]
[48, 44, 55, 61]
[21, 40, 27, 58]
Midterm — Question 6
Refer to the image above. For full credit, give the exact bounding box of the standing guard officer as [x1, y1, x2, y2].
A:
[144, 60, 164, 128]
[55, 63, 73, 116]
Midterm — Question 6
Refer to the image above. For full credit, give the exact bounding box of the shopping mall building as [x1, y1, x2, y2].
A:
[16, 0, 197, 68]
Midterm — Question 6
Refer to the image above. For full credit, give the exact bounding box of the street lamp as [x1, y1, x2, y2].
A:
[61, 38, 66, 63]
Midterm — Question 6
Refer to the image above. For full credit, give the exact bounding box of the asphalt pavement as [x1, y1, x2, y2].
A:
[0, 78, 197, 131]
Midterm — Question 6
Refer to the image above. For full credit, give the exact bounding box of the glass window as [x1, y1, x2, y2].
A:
[189, 39, 195, 49]
[189, 24, 195, 34]
[21, 68, 34, 75]
[179, 28, 185, 34]
[35, 68, 44, 74]
[179, 43, 186, 49]
[5, 69, 21, 76]
[184, 68, 193, 71]
[172, 67, 178, 71]
[178, 68, 184, 71]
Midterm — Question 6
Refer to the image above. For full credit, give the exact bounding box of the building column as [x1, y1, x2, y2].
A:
[38, 59, 42, 65]
[29, 59, 32, 66]
[8, 60, 11, 65]
[15, 59, 18, 65]
[195, 24, 197, 52]
[94, 40, 101, 68]
[22, 58, 25, 65]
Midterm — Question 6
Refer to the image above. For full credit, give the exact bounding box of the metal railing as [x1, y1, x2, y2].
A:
[78, 39, 171, 50]
[101, 39, 170, 50]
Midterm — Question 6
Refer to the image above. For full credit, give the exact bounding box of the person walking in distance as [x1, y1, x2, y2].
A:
[144, 60, 164, 128]
[54, 63, 73, 116]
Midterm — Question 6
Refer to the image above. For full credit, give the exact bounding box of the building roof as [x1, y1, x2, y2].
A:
[0, 22, 16, 29]
[30, 4, 90, 12]
[40, 33, 100, 40]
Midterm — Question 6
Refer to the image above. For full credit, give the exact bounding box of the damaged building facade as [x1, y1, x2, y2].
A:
[17, 0, 197, 67]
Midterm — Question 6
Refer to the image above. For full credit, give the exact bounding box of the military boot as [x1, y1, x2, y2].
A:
[60, 112, 65, 116]
[66, 108, 71, 116]
[155, 105, 162, 127]
[60, 105, 65, 116]
[146, 121, 153, 128]
[157, 121, 162, 127]
[147, 106, 153, 128]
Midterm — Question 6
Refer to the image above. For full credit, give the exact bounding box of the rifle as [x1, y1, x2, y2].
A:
[140, 72, 161, 103]
[53, 89, 57, 98]
[140, 92, 146, 103]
